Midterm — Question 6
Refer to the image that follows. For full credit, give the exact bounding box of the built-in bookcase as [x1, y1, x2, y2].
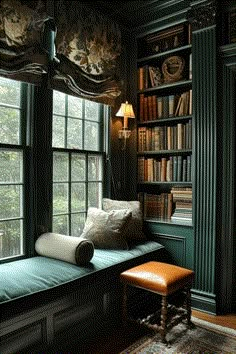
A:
[136, 22, 193, 226]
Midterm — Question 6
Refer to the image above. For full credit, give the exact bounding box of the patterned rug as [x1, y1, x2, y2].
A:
[119, 317, 236, 354]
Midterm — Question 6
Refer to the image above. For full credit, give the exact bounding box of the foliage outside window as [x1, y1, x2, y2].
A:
[0, 77, 26, 260]
[52, 91, 105, 236]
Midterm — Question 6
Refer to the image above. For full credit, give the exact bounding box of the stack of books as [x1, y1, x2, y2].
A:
[171, 186, 192, 222]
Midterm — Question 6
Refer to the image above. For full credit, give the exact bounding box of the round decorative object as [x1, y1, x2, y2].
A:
[162, 56, 185, 83]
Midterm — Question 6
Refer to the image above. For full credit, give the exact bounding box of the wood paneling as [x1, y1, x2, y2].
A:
[191, 24, 217, 313]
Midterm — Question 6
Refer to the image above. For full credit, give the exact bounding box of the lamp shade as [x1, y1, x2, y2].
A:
[116, 101, 135, 118]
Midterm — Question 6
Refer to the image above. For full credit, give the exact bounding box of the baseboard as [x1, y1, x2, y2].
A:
[191, 290, 217, 314]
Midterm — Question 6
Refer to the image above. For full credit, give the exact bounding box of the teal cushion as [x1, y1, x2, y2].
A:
[0, 240, 164, 304]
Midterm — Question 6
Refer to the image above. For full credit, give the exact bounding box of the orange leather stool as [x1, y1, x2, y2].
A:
[120, 261, 194, 343]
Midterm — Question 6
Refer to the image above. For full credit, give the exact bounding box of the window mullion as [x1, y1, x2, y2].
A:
[85, 152, 89, 213]
[65, 95, 68, 148]
[82, 100, 85, 150]
[20, 83, 28, 146]
[68, 152, 72, 234]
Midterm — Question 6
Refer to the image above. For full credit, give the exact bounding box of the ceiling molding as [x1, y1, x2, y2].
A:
[79, 0, 189, 30]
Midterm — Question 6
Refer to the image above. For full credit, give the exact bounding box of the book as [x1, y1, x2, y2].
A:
[168, 95, 175, 117]
[175, 95, 182, 116]
[177, 123, 183, 149]
[177, 155, 183, 182]
[139, 93, 144, 122]
[149, 66, 162, 87]
[189, 53, 192, 80]
[162, 95, 169, 118]
[157, 96, 163, 118]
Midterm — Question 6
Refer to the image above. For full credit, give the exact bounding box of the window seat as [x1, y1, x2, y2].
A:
[0, 240, 164, 304]
[0, 240, 166, 354]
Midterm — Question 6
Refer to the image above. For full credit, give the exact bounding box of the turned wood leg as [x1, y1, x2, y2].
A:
[185, 286, 193, 326]
[160, 295, 168, 343]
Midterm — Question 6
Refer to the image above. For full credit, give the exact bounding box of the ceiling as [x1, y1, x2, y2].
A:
[80, 1, 167, 30]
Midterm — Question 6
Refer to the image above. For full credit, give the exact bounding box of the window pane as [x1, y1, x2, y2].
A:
[0, 151, 23, 183]
[0, 219, 23, 259]
[53, 152, 68, 181]
[53, 115, 65, 148]
[88, 155, 102, 181]
[0, 107, 20, 145]
[88, 182, 102, 208]
[71, 182, 86, 212]
[71, 213, 86, 236]
[85, 100, 100, 122]
[84, 121, 99, 151]
[53, 183, 68, 214]
[68, 96, 82, 117]
[0, 77, 20, 106]
[71, 154, 86, 181]
[53, 91, 65, 115]
[0, 185, 22, 219]
[52, 215, 69, 235]
[67, 118, 82, 149]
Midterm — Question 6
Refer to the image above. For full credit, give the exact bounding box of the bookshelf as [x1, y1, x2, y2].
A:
[136, 22, 193, 226]
[125, 0, 235, 315]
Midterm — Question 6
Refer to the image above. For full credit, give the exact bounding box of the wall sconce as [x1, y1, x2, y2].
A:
[116, 101, 135, 139]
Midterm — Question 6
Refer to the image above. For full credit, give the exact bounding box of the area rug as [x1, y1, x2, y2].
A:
[119, 317, 236, 353]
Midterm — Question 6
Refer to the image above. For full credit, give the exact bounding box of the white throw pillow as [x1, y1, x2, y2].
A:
[80, 207, 132, 249]
[35, 233, 94, 265]
[102, 198, 147, 244]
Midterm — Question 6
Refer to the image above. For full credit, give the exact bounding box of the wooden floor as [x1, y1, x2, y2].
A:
[192, 310, 236, 330]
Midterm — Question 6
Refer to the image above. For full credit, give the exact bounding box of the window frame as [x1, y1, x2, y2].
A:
[0, 79, 111, 263]
[0, 79, 32, 263]
[52, 91, 109, 236]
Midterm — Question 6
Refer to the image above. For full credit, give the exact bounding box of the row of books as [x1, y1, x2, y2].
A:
[138, 155, 192, 183]
[171, 186, 192, 222]
[138, 186, 192, 222]
[138, 54, 191, 90]
[139, 90, 192, 122]
[138, 122, 192, 152]
[138, 192, 173, 219]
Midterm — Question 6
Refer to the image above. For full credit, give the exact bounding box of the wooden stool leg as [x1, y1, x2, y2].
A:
[160, 295, 168, 343]
[185, 286, 193, 327]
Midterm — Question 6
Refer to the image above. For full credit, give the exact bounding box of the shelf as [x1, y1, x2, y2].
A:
[137, 149, 192, 156]
[219, 42, 236, 56]
[138, 181, 192, 186]
[138, 115, 192, 126]
[137, 44, 192, 64]
[138, 80, 192, 94]
[145, 218, 193, 227]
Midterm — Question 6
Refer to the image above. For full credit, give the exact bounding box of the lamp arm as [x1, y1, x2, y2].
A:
[123, 115, 128, 129]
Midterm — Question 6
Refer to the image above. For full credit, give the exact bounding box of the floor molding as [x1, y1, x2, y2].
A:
[192, 316, 236, 338]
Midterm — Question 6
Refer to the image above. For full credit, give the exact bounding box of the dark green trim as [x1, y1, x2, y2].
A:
[216, 47, 236, 313]
[191, 291, 217, 314]
[192, 25, 217, 298]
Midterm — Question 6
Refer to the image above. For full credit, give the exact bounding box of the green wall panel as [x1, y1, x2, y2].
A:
[145, 221, 194, 269]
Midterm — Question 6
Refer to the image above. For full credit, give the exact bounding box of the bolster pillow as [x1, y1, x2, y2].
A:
[35, 233, 94, 265]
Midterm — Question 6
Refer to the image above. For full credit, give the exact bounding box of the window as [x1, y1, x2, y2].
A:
[52, 91, 106, 236]
[0, 77, 27, 260]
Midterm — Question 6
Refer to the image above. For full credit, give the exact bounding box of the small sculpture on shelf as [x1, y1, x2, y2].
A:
[162, 56, 185, 83]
